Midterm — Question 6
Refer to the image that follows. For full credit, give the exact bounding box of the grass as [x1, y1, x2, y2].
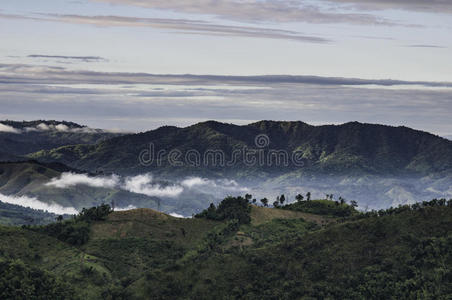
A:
[1, 202, 451, 299]
[250, 205, 334, 226]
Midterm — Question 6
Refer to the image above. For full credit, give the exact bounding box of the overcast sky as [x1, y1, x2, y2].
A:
[0, 0, 451, 136]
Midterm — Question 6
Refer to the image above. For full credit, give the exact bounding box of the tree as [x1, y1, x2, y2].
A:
[340, 197, 345, 205]
[273, 201, 280, 208]
[261, 198, 269, 207]
[279, 194, 286, 206]
[56, 215, 63, 222]
[252, 198, 257, 204]
[295, 194, 304, 202]
[306, 192, 311, 201]
[350, 200, 358, 208]
[245, 194, 253, 202]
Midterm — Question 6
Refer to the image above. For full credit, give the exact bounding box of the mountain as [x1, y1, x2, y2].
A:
[29, 120, 452, 176]
[26, 120, 452, 209]
[0, 120, 123, 159]
[0, 198, 450, 299]
[0, 201, 63, 225]
[0, 161, 220, 217]
[0, 161, 160, 213]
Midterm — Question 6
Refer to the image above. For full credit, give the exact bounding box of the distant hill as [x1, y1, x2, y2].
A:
[29, 120, 452, 176]
[0, 120, 122, 158]
[0, 161, 160, 213]
[0, 161, 219, 218]
[0, 201, 63, 225]
[22, 120, 452, 209]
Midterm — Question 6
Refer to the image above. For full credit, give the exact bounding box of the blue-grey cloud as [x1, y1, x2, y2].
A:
[1, 63, 452, 136]
[92, 0, 452, 19]
[324, 0, 452, 14]
[90, 0, 398, 25]
[405, 44, 447, 49]
[1, 63, 451, 88]
[0, 13, 329, 44]
[28, 54, 107, 62]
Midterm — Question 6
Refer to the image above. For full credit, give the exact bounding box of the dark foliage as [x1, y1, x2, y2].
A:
[283, 199, 358, 217]
[195, 196, 251, 224]
[0, 259, 75, 299]
[29, 204, 112, 245]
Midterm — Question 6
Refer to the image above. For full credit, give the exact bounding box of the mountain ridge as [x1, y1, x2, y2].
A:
[28, 120, 452, 176]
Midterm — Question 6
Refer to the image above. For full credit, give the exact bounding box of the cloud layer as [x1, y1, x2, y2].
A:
[0, 193, 78, 215]
[1, 63, 452, 137]
[0, 123, 20, 134]
[28, 54, 107, 63]
[46, 173, 120, 189]
[90, 0, 396, 25]
[123, 174, 184, 198]
[46, 172, 249, 199]
[92, 0, 452, 18]
[0, 13, 329, 44]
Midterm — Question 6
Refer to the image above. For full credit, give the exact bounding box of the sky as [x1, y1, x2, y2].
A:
[0, 0, 451, 137]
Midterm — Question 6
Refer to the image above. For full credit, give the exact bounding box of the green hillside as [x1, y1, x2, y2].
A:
[0, 197, 451, 299]
[0, 161, 160, 211]
[29, 120, 452, 176]
[0, 120, 121, 158]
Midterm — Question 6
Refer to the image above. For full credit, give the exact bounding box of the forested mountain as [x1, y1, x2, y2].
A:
[0, 197, 451, 299]
[0, 161, 218, 217]
[29, 120, 452, 176]
[0, 120, 122, 158]
[0, 161, 160, 212]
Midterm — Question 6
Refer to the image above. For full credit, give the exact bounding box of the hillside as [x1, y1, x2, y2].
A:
[29, 120, 452, 176]
[0, 161, 160, 213]
[0, 161, 223, 218]
[0, 198, 451, 299]
[0, 120, 122, 158]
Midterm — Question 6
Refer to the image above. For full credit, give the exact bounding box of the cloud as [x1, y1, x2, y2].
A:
[45, 14, 330, 43]
[181, 177, 210, 188]
[28, 54, 107, 62]
[115, 204, 137, 211]
[0, 123, 21, 134]
[123, 174, 184, 197]
[1, 63, 452, 136]
[0, 12, 329, 43]
[405, 44, 447, 49]
[169, 212, 186, 218]
[0, 193, 78, 215]
[1, 63, 452, 88]
[323, 0, 452, 14]
[90, 0, 396, 25]
[46, 172, 120, 188]
[181, 177, 249, 193]
[92, 0, 452, 18]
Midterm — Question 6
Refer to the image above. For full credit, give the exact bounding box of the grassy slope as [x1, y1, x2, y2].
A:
[250, 205, 333, 225]
[0, 203, 451, 299]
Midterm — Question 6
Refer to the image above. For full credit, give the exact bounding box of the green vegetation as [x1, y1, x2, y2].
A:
[0, 258, 74, 299]
[0, 120, 121, 157]
[283, 198, 358, 217]
[0, 161, 161, 213]
[195, 195, 252, 224]
[28, 120, 452, 175]
[0, 197, 450, 299]
[0, 201, 63, 225]
[29, 204, 112, 245]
